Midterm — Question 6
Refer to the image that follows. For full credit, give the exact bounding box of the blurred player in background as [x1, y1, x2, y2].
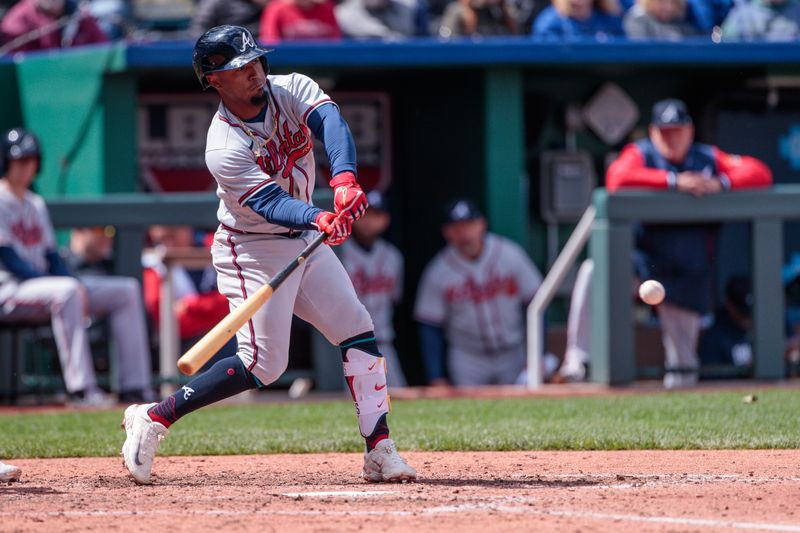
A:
[340, 190, 407, 387]
[121, 25, 415, 485]
[556, 99, 772, 388]
[0, 460, 21, 482]
[414, 198, 542, 386]
[0, 127, 154, 405]
[698, 275, 753, 370]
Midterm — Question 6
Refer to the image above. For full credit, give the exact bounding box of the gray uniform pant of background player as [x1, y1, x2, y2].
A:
[0, 275, 152, 394]
[448, 345, 526, 386]
[560, 259, 701, 388]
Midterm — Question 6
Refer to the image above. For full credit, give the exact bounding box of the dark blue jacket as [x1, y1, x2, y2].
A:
[633, 139, 720, 314]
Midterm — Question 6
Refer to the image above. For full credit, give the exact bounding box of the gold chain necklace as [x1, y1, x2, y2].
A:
[223, 95, 279, 159]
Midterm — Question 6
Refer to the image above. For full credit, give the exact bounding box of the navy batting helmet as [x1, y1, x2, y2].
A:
[1, 128, 41, 176]
[192, 25, 272, 90]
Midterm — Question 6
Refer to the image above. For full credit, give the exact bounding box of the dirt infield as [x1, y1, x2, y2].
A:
[2, 450, 800, 532]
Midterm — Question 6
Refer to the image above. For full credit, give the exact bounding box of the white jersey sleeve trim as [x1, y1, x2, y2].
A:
[301, 98, 338, 124]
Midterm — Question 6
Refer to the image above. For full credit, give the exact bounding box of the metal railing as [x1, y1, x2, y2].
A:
[526, 206, 595, 388]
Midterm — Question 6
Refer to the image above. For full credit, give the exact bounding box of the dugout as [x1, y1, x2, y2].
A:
[2, 39, 800, 387]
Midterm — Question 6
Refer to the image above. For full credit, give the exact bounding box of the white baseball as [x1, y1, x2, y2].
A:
[639, 280, 665, 305]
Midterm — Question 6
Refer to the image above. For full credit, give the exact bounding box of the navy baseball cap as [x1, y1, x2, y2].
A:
[651, 99, 692, 127]
[444, 198, 483, 224]
[366, 190, 388, 212]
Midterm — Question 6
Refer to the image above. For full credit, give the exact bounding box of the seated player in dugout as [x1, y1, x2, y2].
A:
[121, 25, 416, 485]
[414, 199, 543, 387]
[0, 128, 155, 406]
[339, 190, 408, 388]
[555, 98, 772, 388]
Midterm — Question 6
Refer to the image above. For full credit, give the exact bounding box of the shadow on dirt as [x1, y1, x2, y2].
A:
[0, 485, 63, 495]
[416, 477, 604, 488]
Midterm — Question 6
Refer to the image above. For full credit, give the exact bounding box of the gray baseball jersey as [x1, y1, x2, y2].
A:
[206, 73, 332, 233]
[206, 72, 376, 394]
[414, 233, 542, 354]
[339, 238, 403, 344]
[0, 184, 55, 277]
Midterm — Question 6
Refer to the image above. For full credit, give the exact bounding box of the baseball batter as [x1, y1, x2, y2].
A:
[414, 199, 542, 386]
[122, 25, 416, 484]
[340, 191, 407, 387]
[0, 128, 153, 405]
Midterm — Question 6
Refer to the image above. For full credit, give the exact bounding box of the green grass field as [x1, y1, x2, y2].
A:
[0, 390, 798, 458]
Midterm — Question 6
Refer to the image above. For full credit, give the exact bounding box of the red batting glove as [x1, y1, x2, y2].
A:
[313, 211, 352, 246]
[330, 171, 368, 222]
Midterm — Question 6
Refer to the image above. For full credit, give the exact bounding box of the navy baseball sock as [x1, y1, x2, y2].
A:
[340, 331, 389, 451]
[148, 356, 257, 428]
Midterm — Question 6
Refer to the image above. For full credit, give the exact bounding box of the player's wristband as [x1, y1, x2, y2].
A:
[330, 171, 357, 189]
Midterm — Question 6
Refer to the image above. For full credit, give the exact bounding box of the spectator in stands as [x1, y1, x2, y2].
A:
[623, 0, 705, 39]
[189, 0, 268, 37]
[335, 0, 426, 38]
[620, 0, 731, 32]
[340, 191, 408, 387]
[698, 275, 753, 369]
[531, 0, 624, 40]
[555, 99, 772, 388]
[438, 0, 518, 36]
[142, 225, 234, 358]
[0, 0, 17, 20]
[0, 128, 154, 405]
[87, 0, 132, 40]
[260, 0, 342, 42]
[414, 199, 542, 386]
[1, 0, 107, 54]
[721, 0, 800, 41]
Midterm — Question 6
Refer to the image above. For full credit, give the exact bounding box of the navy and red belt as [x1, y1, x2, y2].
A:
[221, 223, 303, 239]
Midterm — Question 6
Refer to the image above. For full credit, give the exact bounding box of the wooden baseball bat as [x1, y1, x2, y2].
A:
[177, 231, 328, 376]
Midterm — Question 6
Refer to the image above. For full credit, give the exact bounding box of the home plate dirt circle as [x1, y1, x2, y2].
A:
[2, 450, 800, 532]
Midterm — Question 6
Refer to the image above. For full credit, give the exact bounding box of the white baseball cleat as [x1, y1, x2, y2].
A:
[0, 461, 21, 482]
[362, 439, 417, 482]
[121, 403, 168, 484]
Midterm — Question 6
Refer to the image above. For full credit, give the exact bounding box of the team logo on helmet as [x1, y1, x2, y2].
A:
[240, 31, 255, 52]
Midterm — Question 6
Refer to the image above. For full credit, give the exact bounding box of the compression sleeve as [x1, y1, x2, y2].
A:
[245, 182, 324, 230]
[306, 103, 358, 177]
[46, 250, 72, 277]
[418, 321, 447, 383]
[0, 246, 45, 280]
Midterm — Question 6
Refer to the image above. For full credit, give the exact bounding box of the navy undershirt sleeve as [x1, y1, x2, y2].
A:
[418, 321, 447, 383]
[306, 103, 357, 177]
[245, 183, 323, 230]
[46, 249, 72, 277]
[0, 246, 45, 280]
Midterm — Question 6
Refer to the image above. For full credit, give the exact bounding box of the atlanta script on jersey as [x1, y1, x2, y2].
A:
[206, 73, 334, 234]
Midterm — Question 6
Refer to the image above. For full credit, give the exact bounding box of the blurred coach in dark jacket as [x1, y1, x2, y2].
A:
[606, 98, 772, 387]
